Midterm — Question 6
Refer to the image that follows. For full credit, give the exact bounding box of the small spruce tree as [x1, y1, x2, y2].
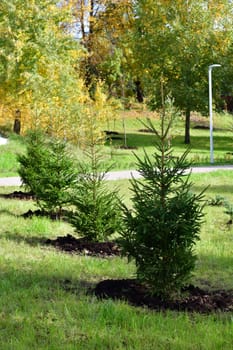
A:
[18, 130, 78, 218]
[67, 144, 121, 242]
[119, 110, 205, 298]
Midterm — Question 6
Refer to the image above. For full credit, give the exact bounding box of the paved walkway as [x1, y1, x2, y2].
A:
[104, 165, 233, 181]
[0, 135, 8, 145]
[0, 177, 22, 187]
[1, 165, 233, 186]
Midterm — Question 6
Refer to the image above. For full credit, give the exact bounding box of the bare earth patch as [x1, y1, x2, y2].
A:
[45, 234, 121, 257]
[0, 190, 35, 200]
[93, 279, 233, 314]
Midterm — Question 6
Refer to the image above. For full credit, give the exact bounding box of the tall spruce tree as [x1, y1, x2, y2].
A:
[119, 97, 205, 298]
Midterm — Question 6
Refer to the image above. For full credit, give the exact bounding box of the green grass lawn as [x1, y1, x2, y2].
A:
[0, 133, 25, 177]
[103, 111, 233, 170]
[0, 172, 232, 349]
[1, 110, 233, 177]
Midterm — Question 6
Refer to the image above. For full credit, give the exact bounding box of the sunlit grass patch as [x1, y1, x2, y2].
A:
[0, 134, 26, 176]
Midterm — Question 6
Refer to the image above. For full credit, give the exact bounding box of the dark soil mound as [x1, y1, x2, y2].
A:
[193, 125, 209, 130]
[118, 145, 138, 150]
[107, 137, 123, 140]
[138, 128, 155, 133]
[22, 209, 70, 221]
[104, 130, 122, 140]
[46, 234, 121, 257]
[104, 130, 120, 135]
[94, 279, 233, 313]
[193, 125, 225, 131]
[1, 191, 35, 200]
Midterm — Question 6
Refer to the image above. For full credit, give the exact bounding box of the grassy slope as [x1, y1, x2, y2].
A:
[0, 172, 233, 349]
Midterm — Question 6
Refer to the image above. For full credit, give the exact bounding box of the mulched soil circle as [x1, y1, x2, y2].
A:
[22, 209, 70, 221]
[106, 136, 123, 140]
[138, 128, 155, 133]
[45, 234, 121, 257]
[104, 131, 123, 140]
[0, 190, 35, 200]
[193, 125, 225, 131]
[193, 125, 209, 130]
[93, 279, 233, 313]
[104, 130, 120, 136]
[118, 146, 138, 150]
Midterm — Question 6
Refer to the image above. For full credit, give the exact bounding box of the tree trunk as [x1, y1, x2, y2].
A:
[83, 1, 97, 89]
[80, 0, 86, 40]
[184, 108, 190, 144]
[135, 80, 144, 103]
[13, 109, 21, 134]
[89, 0, 94, 35]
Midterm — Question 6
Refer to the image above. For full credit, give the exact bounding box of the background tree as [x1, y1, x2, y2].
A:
[0, 0, 87, 138]
[67, 0, 137, 100]
[132, 0, 233, 143]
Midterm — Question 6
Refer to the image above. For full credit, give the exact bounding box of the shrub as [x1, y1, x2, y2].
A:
[119, 117, 205, 298]
[18, 130, 78, 218]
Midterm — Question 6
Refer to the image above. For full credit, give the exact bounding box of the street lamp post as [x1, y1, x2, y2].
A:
[208, 64, 221, 164]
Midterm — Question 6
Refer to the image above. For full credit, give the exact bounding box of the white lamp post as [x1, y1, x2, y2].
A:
[208, 64, 221, 164]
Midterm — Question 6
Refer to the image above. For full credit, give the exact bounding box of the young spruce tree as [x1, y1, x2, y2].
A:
[119, 103, 205, 298]
[18, 130, 78, 218]
[67, 119, 121, 242]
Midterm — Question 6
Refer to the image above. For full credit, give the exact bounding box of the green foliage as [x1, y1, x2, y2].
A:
[67, 146, 121, 242]
[119, 116, 205, 298]
[68, 173, 121, 242]
[208, 195, 226, 206]
[18, 130, 78, 217]
[0, 0, 87, 137]
[132, 0, 233, 142]
[223, 200, 233, 223]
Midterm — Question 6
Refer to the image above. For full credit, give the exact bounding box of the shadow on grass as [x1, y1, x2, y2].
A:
[0, 209, 17, 216]
[0, 267, 95, 297]
[196, 253, 233, 290]
[188, 135, 233, 152]
[0, 231, 47, 246]
[192, 184, 233, 195]
[0, 232, 95, 292]
[109, 133, 233, 153]
[197, 253, 233, 269]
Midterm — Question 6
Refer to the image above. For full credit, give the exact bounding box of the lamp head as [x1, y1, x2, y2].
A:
[209, 64, 221, 69]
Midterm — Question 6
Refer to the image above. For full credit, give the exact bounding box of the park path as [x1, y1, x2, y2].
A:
[104, 165, 233, 180]
[1, 165, 233, 186]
